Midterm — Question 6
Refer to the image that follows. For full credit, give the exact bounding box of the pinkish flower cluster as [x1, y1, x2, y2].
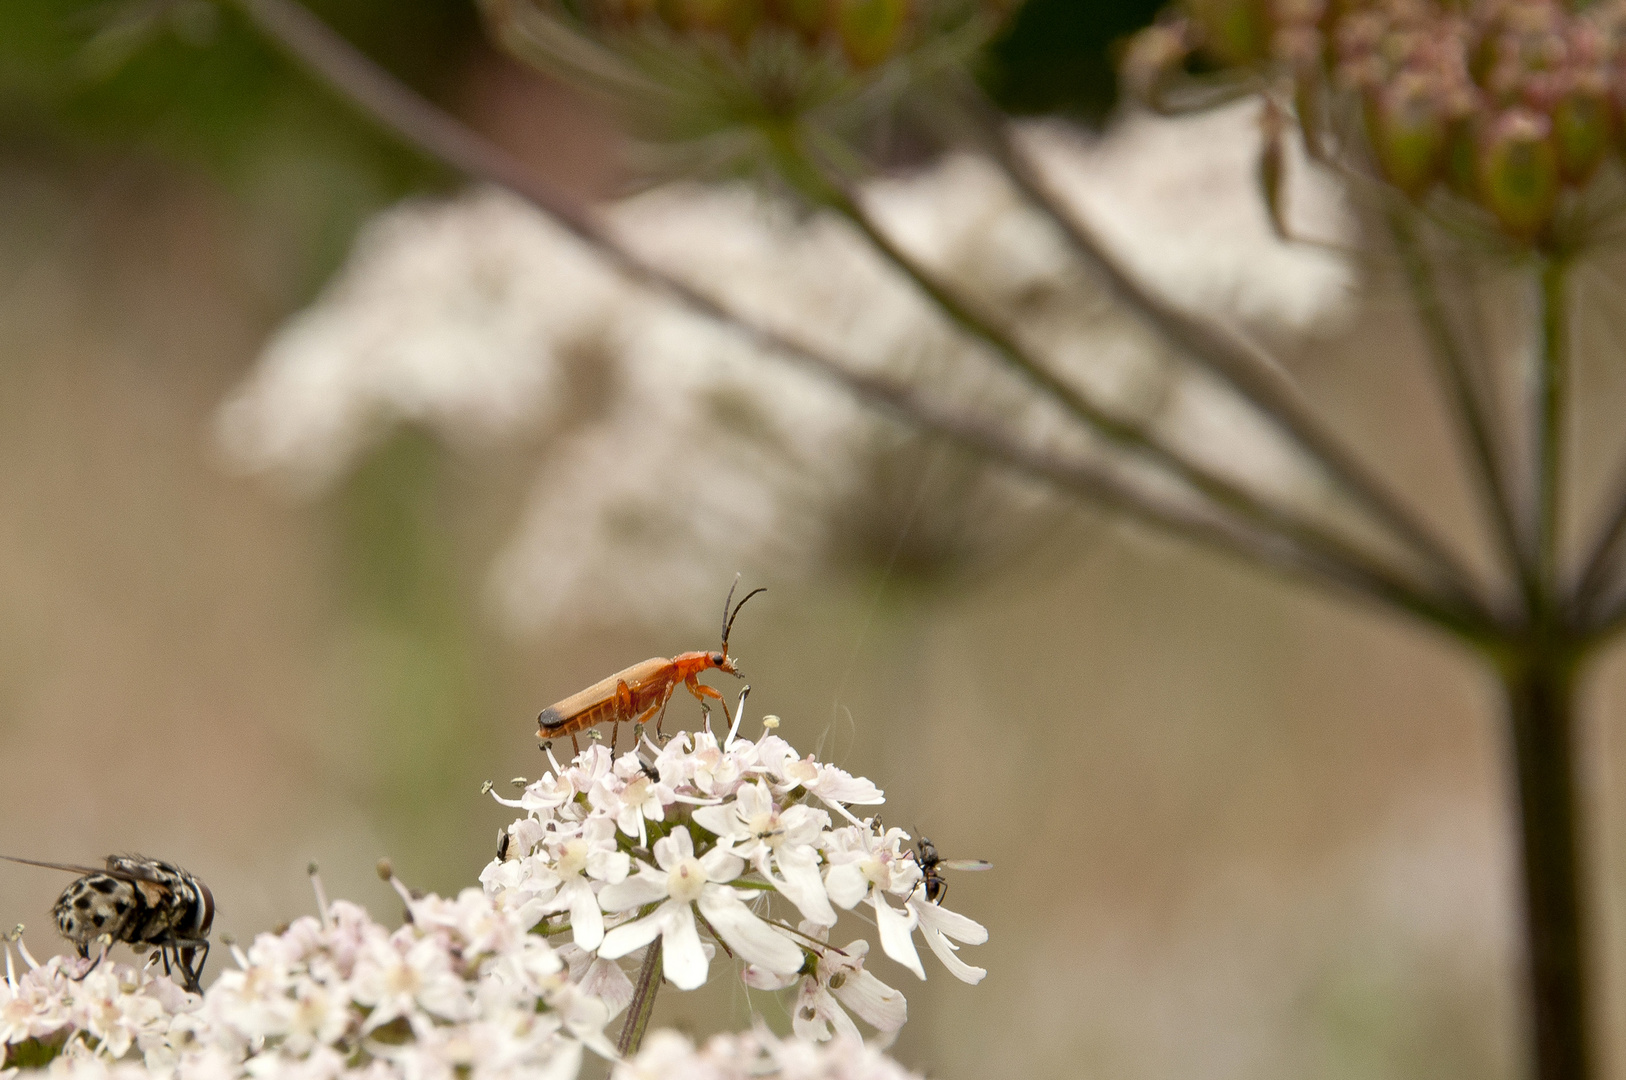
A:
[2, 885, 613, 1079]
[1125, 0, 1626, 240]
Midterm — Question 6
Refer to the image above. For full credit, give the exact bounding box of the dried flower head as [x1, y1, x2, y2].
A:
[1126, 0, 1626, 244]
[479, 0, 1010, 173]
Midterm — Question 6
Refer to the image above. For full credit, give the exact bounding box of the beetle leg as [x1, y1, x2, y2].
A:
[654, 682, 678, 740]
[570, 733, 581, 756]
[685, 675, 725, 705]
[612, 680, 636, 752]
[626, 700, 661, 754]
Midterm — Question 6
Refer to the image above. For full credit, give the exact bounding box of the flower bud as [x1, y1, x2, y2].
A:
[595, 0, 659, 26]
[659, 0, 765, 44]
[1476, 108, 1559, 238]
[1188, 0, 1273, 64]
[1552, 90, 1611, 184]
[1365, 78, 1446, 197]
[835, 0, 909, 68]
[772, 0, 830, 37]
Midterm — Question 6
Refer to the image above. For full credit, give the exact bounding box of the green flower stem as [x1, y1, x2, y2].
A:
[1538, 257, 1569, 608]
[1502, 651, 1593, 1080]
[616, 939, 663, 1058]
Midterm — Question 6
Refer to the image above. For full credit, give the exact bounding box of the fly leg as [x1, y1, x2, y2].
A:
[71, 938, 110, 983]
[177, 942, 208, 993]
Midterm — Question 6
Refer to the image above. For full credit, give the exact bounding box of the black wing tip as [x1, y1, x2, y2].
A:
[537, 707, 565, 730]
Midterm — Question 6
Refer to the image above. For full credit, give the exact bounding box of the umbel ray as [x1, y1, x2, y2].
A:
[537, 580, 767, 753]
[2, 853, 215, 993]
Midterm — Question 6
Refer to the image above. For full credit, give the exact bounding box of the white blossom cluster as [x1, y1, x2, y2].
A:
[1, 881, 614, 1080]
[483, 716, 987, 1045]
[1, 717, 984, 1080]
[217, 105, 1353, 633]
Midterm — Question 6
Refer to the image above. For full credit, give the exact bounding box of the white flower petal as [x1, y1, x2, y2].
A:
[698, 847, 744, 884]
[831, 968, 907, 1031]
[597, 910, 663, 960]
[823, 864, 867, 909]
[597, 871, 668, 913]
[911, 897, 988, 945]
[696, 888, 803, 974]
[921, 925, 986, 985]
[659, 903, 709, 990]
[774, 849, 837, 927]
[563, 877, 604, 952]
[581, 958, 635, 1019]
[689, 803, 734, 836]
[872, 895, 923, 980]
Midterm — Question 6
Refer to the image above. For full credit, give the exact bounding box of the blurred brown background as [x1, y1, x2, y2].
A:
[7, 2, 1626, 1078]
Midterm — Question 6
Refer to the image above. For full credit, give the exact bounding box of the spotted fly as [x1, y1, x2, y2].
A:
[2, 854, 215, 992]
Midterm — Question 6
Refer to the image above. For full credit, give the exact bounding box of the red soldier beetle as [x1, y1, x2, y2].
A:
[537, 582, 766, 753]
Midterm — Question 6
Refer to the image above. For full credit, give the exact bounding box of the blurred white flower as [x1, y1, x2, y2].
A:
[217, 107, 1351, 632]
[611, 1029, 923, 1080]
[1016, 102, 1352, 331]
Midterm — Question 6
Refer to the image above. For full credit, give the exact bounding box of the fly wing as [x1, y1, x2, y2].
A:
[937, 859, 993, 872]
[0, 854, 107, 877]
[108, 857, 173, 885]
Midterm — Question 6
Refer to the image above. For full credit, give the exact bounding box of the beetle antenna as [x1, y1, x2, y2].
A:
[722, 587, 767, 652]
[719, 576, 740, 647]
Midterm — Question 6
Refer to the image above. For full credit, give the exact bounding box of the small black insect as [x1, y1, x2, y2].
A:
[2, 854, 215, 992]
[908, 837, 992, 906]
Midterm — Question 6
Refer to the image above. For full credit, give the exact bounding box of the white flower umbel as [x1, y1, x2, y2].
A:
[1, 882, 613, 1079]
[2, 712, 988, 1076]
[483, 719, 989, 1039]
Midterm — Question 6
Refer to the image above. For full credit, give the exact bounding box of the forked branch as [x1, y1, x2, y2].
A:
[957, 87, 1497, 623]
[788, 133, 1483, 625]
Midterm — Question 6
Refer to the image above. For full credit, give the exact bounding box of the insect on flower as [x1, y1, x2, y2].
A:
[1, 854, 215, 992]
[908, 837, 991, 906]
[537, 580, 766, 752]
